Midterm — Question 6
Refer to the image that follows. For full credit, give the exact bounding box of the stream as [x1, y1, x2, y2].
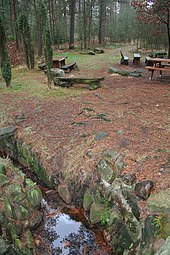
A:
[34, 198, 112, 255]
[0, 149, 112, 255]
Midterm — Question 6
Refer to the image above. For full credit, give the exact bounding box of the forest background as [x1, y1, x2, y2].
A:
[0, 0, 168, 56]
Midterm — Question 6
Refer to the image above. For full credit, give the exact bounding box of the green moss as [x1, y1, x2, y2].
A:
[19, 143, 55, 189]
[27, 186, 43, 208]
[15, 205, 30, 221]
[83, 191, 94, 211]
[3, 196, 15, 219]
[0, 164, 6, 174]
[0, 173, 9, 186]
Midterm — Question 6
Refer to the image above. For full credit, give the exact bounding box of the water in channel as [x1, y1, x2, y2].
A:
[35, 200, 111, 255]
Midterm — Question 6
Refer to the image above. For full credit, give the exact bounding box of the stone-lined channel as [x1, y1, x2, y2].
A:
[1, 126, 170, 255]
[0, 127, 111, 254]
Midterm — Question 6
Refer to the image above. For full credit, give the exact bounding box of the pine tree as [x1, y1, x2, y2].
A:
[18, 13, 35, 69]
[39, 0, 53, 89]
[44, 25, 53, 89]
[0, 17, 11, 87]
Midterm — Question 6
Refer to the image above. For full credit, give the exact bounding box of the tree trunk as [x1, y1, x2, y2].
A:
[34, 0, 43, 57]
[63, 0, 68, 43]
[69, 0, 76, 49]
[83, 0, 87, 49]
[99, 0, 106, 44]
[12, 0, 19, 50]
[167, 10, 170, 58]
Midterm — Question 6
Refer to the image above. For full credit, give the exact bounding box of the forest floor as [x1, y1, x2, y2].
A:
[0, 45, 170, 217]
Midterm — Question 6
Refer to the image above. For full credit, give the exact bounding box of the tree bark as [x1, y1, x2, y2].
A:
[99, 0, 106, 44]
[12, 0, 19, 50]
[69, 0, 76, 49]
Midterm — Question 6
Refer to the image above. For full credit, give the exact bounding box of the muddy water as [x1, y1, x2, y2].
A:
[35, 199, 112, 255]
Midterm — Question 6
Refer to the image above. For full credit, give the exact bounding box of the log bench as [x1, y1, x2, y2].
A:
[145, 66, 170, 80]
[54, 76, 105, 90]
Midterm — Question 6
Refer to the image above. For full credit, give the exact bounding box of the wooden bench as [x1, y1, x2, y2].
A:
[145, 66, 170, 80]
[61, 62, 77, 71]
[145, 57, 153, 66]
[120, 51, 129, 65]
[155, 52, 167, 58]
[133, 53, 141, 66]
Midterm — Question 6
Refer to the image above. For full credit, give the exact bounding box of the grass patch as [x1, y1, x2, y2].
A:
[0, 46, 124, 102]
[0, 66, 83, 99]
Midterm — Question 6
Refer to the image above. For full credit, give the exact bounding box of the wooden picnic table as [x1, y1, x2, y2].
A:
[52, 57, 67, 68]
[145, 58, 170, 79]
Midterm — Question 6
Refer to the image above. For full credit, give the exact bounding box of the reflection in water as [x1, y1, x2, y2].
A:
[44, 213, 96, 255]
[37, 199, 111, 254]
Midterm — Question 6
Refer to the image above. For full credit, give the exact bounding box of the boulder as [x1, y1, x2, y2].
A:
[135, 180, 154, 200]
[89, 202, 106, 224]
[83, 190, 94, 211]
[155, 236, 170, 255]
[97, 150, 124, 183]
[0, 238, 11, 255]
[58, 183, 71, 204]
[97, 159, 114, 183]
[0, 126, 17, 160]
[147, 188, 170, 214]
[108, 67, 119, 74]
[50, 68, 65, 78]
[0, 173, 9, 187]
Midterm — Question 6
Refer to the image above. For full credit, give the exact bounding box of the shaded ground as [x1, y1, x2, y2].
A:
[0, 45, 170, 218]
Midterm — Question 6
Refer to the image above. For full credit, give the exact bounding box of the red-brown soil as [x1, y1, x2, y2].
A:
[0, 47, 170, 218]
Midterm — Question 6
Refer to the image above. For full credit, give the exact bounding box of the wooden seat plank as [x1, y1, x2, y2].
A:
[145, 66, 170, 79]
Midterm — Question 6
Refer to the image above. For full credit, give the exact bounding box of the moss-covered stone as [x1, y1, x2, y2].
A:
[3, 196, 15, 219]
[15, 205, 30, 221]
[0, 173, 9, 187]
[147, 189, 170, 214]
[0, 164, 6, 174]
[90, 202, 106, 224]
[22, 230, 35, 250]
[14, 238, 32, 255]
[28, 211, 43, 230]
[27, 186, 43, 208]
[18, 143, 55, 189]
[58, 183, 71, 204]
[0, 238, 11, 255]
[83, 190, 94, 211]
[97, 159, 114, 183]
[7, 184, 26, 203]
[108, 208, 122, 226]
[0, 157, 43, 254]
[0, 127, 18, 160]
[0, 211, 8, 227]
[155, 236, 170, 255]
